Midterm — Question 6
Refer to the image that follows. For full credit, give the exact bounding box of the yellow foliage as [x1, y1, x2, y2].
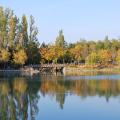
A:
[70, 44, 82, 61]
[98, 49, 112, 63]
[116, 49, 120, 63]
[40, 45, 64, 62]
[0, 49, 10, 62]
[13, 49, 27, 65]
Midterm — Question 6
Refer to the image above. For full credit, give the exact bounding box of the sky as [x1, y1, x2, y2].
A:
[0, 0, 120, 43]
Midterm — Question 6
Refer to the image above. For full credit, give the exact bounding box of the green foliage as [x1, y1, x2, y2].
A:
[55, 30, 67, 48]
[86, 52, 99, 65]
[21, 15, 28, 48]
[8, 16, 17, 48]
[26, 15, 40, 64]
[27, 41, 40, 64]
[29, 15, 39, 43]
[0, 6, 40, 68]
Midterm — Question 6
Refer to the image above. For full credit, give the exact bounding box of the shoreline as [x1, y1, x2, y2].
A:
[1, 65, 120, 75]
[0, 68, 40, 76]
[63, 66, 120, 76]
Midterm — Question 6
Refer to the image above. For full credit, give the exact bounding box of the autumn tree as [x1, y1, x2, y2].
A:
[98, 50, 112, 64]
[40, 45, 64, 64]
[52, 46, 64, 63]
[0, 49, 10, 63]
[40, 45, 49, 63]
[0, 49, 10, 68]
[70, 44, 82, 62]
[13, 49, 27, 65]
[1, 6, 120, 68]
[116, 49, 120, 64]
[77, 40, 89, 62]
[0, 6, 42, 68]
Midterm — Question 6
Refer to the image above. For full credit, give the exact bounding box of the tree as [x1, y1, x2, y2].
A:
[29, 15, 38, 43]
[0, 7, 8, 48]
[13, 49, 27, 65]
[8, 16, 17, 48]
[40, 46, 49, 63]
[52, 46, 64, 63]
[55, 30, 67, 48]
[26, 42, 40, 64]
[21, 15, 28, 48]
[78, 40, 89, 61]
[55, 30, 67, 63]
[0, 49, 10, 63]
[15, 23, 23, 47]
[116, 49, 120, 64]
[96, 40, 104, 50]
[70, 44, 82, 62]
[26, 15, 40, 64]
[40, 45, 64, 64]
[0, 6, 41, 68]
[111, 39, 120, 51]
[86, 52, 99, 65]
[104, 36, 111, 49]
[98, 49, 112, 64]
[88, 41, 96, 53]
[61, 50, 72, 63]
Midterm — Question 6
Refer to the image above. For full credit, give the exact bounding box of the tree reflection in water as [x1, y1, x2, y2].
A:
[0, 77, 40, 120]
[0, 75, 120, 119]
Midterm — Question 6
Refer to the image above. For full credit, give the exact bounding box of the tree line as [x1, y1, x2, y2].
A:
[1, 6, 120, 68]
[0, 7, 40, 68]
[40, 31, 120, 66]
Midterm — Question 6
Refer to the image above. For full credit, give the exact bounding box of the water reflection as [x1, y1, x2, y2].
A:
[0, 77, 40, 120]
[0, 75, 120, 119]
[40, 78, 120, 108]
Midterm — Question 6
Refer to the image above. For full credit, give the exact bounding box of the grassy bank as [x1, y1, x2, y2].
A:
[63, 65, 120, 76]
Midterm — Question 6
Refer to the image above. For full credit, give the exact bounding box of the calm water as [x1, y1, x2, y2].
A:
[0, 73, 120, 120]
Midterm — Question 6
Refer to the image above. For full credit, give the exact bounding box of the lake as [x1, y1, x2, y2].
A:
[0, 73, 120, 120]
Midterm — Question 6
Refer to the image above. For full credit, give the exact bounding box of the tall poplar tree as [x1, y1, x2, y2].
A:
[55, 30, 67, 48]
[21, 15, 28, 48]
[26, 15, 40, 64]
[8, 16, 17, 48]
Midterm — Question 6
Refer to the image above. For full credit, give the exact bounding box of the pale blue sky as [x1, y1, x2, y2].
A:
[0, 0, 120, 43]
